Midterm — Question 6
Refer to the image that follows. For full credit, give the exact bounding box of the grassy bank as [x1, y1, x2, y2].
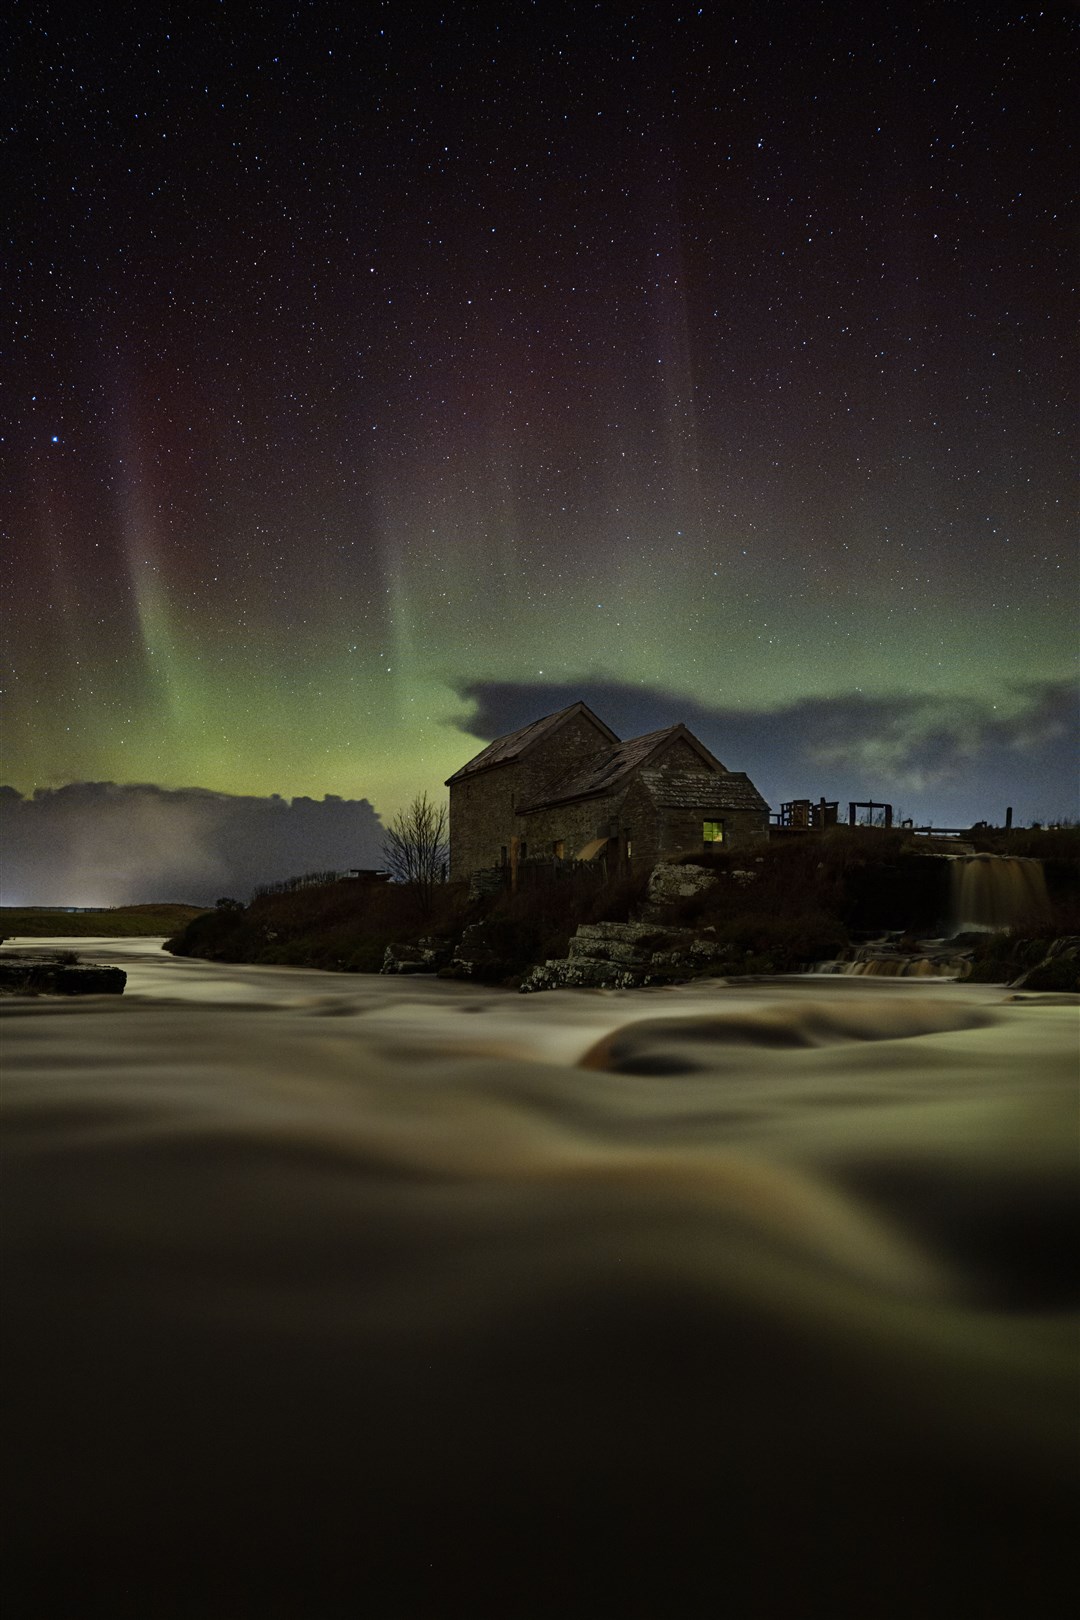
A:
[2, 904, 209, 939]
[167, 879, 468, 972]
[164, 869, 648, 977]
[162, 828, 1080, 985]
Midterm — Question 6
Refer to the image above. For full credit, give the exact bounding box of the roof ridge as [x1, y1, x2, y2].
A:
[635, 767, 770, 812]
[445, 701, 617, 784]
[519, 725, 706, 810]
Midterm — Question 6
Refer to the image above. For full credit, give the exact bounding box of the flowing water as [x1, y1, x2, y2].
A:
[948, 851, 1050, 932]
[825, 952, 971, 978]
[2, 938, 1077, 1618]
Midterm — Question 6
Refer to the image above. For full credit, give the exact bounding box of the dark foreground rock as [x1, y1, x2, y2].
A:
[442, 919, 520, 982]
[1010, 935, 1080, 991]
[0, 953, 126, 996]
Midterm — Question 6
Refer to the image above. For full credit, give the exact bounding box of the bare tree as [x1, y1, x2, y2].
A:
[381, 791, 449, 916]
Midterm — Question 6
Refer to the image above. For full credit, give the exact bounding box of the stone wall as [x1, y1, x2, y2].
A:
[654, 805, 769, 858]
[449, 711, 613, 881]
[517, 712, 612, 806]
[519, 791, 626, 862]
[448, 763, 522, 882]
[647, 736, 717, 772]
[516, 737, 717, 865]
[618, 780, 768, 866]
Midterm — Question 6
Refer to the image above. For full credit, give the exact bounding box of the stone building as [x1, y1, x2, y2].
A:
[446, 701, 769, 883]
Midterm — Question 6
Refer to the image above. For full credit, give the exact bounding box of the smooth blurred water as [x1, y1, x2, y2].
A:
[948, 851, 1050, 931]
[2, 939, 1077, 1618]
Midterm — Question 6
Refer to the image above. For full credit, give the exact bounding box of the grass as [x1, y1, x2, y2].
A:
[1, 904, 210, 939]
[163, 867, 652, 981]
[165, 879, 470, 971]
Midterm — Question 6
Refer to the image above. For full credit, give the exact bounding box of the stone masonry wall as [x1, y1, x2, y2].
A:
[617, 780, 768, 867]
[519, 791, 626, 861]
[449, 764, 523, 882]
[516, 735, 715, 864]
[646, 736, 717, 772]
[517, 712, 614, 806]
[449, 711, 613, 880]
[650, 805, 769, 859]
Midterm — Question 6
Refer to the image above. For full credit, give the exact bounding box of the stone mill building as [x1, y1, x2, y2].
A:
[445, 701, 770, 884]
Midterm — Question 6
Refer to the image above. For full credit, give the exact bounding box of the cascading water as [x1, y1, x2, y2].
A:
[840, 955, 968, 978]
[948, 853, 1048, 933]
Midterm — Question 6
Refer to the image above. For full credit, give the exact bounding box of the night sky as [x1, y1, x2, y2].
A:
[5, 2, 1077, 846]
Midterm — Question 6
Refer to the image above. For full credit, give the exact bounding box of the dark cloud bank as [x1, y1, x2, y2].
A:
[454, 677, 1079, 828]
[1, 785, 384, 907]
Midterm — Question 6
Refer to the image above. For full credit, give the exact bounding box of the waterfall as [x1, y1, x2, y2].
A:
[814, 953, 971, 979]
[843, 957, 967, 978]
[948, 854, 1048, 934]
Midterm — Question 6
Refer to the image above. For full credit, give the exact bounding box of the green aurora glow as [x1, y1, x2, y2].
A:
[5, 5, 1076, 822]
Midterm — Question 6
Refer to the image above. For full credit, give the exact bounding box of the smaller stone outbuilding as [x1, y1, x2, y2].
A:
[618, 769, 770, 869]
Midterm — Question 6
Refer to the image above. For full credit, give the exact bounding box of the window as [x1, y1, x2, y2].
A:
[500, 846, 508, 867]
[551, 840, 565, 859]
[703, 820, 724, 845]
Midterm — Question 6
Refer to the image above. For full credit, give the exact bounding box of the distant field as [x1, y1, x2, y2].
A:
[1, 904, 210, 938]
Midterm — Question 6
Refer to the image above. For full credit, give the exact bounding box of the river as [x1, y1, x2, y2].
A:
[2, 939, 1077, 1618]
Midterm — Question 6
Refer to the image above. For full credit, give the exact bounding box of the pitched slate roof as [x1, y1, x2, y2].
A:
[445, 701, 617, 783]
[520, 724, 725, 811]
[634, 769, 770, 813]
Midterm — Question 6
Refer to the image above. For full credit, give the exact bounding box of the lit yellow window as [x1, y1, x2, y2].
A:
[703, 820, 724, 844]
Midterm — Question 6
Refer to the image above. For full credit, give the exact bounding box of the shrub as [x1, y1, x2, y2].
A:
[165, 874, 469, 970]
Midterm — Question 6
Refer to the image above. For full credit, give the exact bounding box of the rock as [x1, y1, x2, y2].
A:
[1010, 936, 1080, 992]
[380, 939, 454, 975]
[520, 920, 730, 994]
[814, 938, 973, 979]
[641, 862, 721, 919]
[467, 868, 509, 901]
[444, 920, 514, 982]
[0, 953, 126, 996]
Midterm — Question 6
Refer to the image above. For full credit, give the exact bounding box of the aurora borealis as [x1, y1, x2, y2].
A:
[4, 3, 1077, 859]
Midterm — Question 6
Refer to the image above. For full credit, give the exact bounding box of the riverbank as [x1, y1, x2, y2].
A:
[161, 827, 1080, 989]
[1, 902, 208, 938]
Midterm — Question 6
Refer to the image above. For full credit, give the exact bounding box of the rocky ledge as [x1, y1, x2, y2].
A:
[0, 952, 127, 996]
[380, 938, 454, 974]
[520, 921, 729, 993]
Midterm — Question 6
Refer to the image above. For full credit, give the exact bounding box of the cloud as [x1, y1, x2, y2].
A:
[0, 783, 385, 907]
[449, 677, 1079, 827]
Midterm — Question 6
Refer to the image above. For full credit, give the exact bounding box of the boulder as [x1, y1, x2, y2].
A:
[0, 953, 126, 996]
[444, 920, 515, 982]
[520, 920, 729, 994]
[1011, 936, 1080, 992]
[641, 862, 720, 919]
[379, 938, 454, 975]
